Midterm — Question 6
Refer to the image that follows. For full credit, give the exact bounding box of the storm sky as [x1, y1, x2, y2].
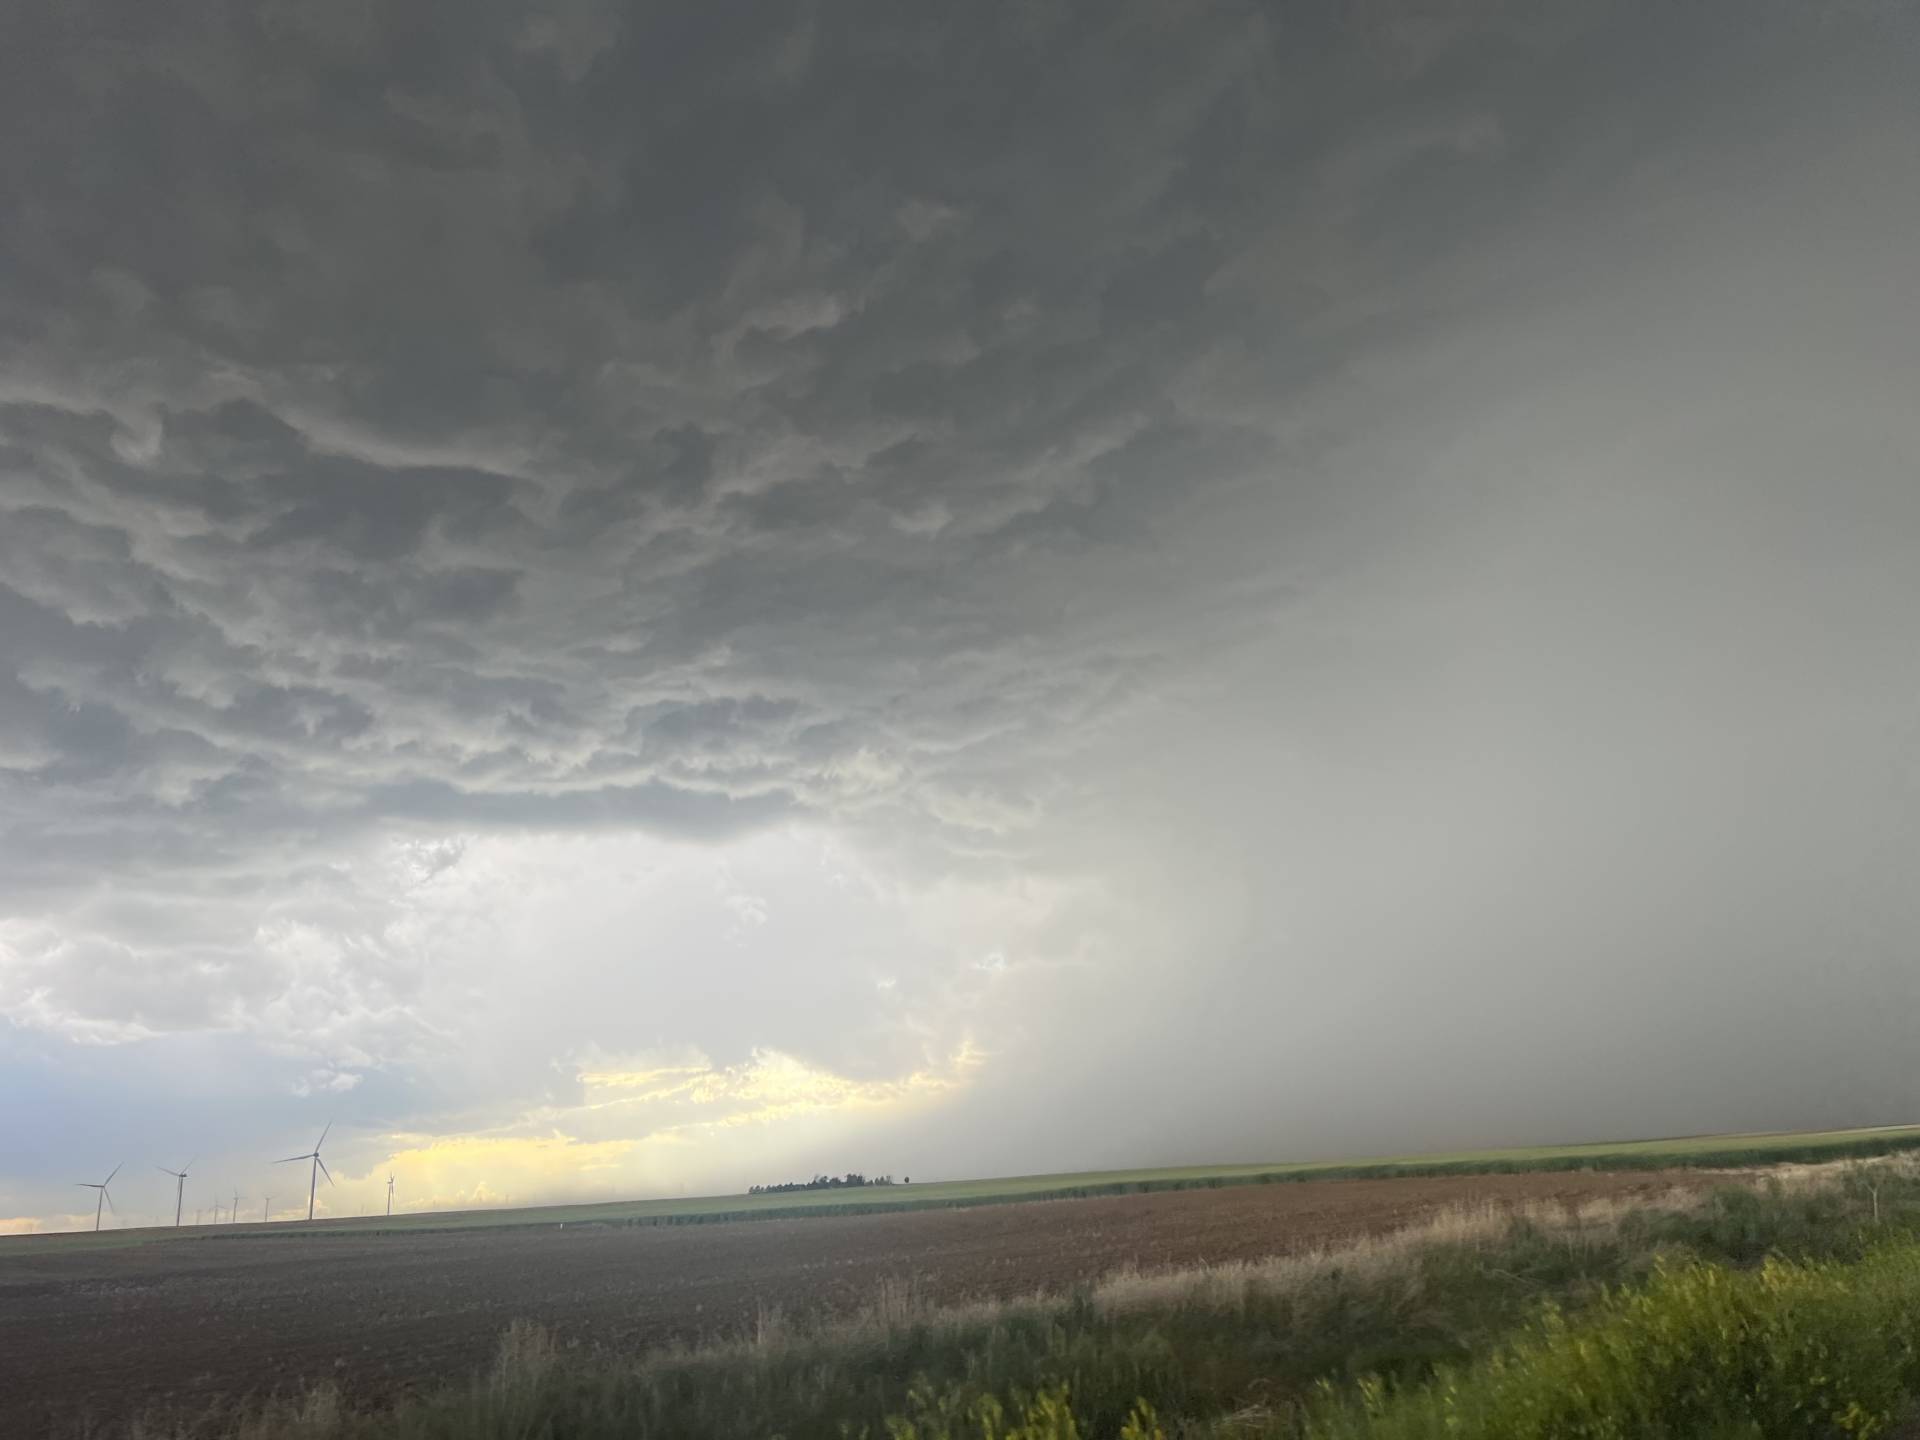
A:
[4, 1, 1919, 1231]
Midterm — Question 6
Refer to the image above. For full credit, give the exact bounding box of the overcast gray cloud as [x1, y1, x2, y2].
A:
[4, 0, 1920, 1229]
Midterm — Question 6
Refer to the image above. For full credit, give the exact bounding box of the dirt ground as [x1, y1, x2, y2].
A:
[0, 1168, 1716, 1430]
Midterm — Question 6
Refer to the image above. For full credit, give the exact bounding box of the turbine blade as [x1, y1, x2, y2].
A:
[104, 1163, 121, 1185]
[183, 1157, 196, 1174]
[103, 1189, 115, 1213]
[316, 1119, 333, 1152]
[317, 1156, 334, 1186]
[274, 1154, 310, 1164]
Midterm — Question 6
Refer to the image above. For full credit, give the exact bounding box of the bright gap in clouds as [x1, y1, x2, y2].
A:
[365, 823, 1026, 1193]
[2, 823, 1081, 1230]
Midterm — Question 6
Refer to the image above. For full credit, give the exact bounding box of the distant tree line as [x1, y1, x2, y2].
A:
[748, 1172, 905, 1195]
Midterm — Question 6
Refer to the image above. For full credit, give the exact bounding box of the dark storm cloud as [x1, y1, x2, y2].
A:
[4, 0, 1920, 1214]
[2, 0, 1360, 888]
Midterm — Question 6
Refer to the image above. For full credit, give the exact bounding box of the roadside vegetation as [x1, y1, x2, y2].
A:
[103, 1160, 1920, 1439]
[1298, 1241, 1920, 1439]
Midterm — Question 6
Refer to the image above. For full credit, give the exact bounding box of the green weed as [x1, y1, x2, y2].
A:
[1297, 1242, 1920, 1439]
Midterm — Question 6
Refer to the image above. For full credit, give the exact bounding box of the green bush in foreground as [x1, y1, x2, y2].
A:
[879, 1384, 1166, 1440]
[1296, 1241, 1920, 1439]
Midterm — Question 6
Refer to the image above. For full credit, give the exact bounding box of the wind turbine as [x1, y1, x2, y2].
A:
[230, 1189, 245, 1223]
[77, 1165, 120, 1232]
[275, 1121, 334, 1221]
[156, 1159, 194, 1227]
[263, 1196, 271, 1223]
[386, 1173, 395, 1217]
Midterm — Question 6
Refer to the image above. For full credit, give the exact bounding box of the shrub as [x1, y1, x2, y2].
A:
[1299, 1242, 1920, 1439]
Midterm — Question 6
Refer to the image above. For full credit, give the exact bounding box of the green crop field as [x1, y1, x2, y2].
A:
[11, 1123, 1920, 1254]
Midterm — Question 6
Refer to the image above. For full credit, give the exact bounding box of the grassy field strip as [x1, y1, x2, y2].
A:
[14, 1124, 1920, 1252]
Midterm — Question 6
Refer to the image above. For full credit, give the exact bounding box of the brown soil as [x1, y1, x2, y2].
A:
[0, 1168, 1715, 1430]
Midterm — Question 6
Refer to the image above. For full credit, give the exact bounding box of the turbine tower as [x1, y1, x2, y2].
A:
[263, 1195, 271, 1223]
[274, 1121, 334, 1221]
[386, 1173, 395, 1217]
[156, 1159, 194, 1227]
[77, 1165, 119, 1232]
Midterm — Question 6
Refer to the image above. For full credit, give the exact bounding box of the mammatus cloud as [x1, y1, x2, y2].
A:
[0, 0, 1290, 1055]
[5, 1, 1920, 1229]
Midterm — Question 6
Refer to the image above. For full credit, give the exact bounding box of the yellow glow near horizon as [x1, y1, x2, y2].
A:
[579, 1044, 984, 1128]
[369, 1133, 640, 1211]
[331, 1044, 986, 1216]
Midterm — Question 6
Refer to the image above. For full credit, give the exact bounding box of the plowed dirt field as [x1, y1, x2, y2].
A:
[0, 1168, 1717, 1430]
